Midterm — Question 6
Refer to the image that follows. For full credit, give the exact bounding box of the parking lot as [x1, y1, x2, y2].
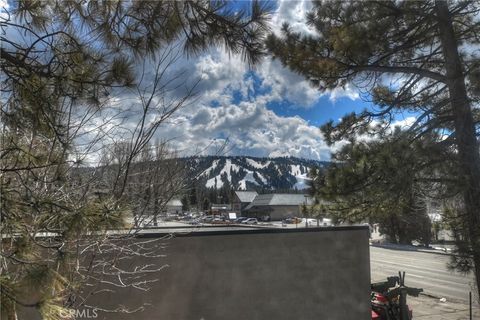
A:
[127, 212, 335, 230]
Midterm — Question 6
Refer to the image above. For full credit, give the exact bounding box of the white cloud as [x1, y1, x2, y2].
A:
[256, 58, 321, 107]
[156, 96, 333, 161]
[271, 0, 316, 36]
[328, 83, 360, 102]
[391, 117, 417, 130]
[168, 46, 321, 110]
[163, 0, 360, 110]
[191, 50, 247, 103]
[0, 0, 10, 17]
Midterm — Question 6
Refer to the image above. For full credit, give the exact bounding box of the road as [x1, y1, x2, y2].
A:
[370, 246, 478, 305]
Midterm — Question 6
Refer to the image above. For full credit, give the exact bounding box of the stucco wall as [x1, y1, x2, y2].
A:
[16, 227, 371, 320]
[91, 227, 370, 320]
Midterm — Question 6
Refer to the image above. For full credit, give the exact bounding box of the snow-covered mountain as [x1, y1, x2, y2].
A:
[182, 156, 329, 191]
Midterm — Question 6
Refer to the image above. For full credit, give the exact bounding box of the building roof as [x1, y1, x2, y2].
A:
[245, 194, 313, 210]
[235, 191, 258, 203]
[167, 199, 182, 207]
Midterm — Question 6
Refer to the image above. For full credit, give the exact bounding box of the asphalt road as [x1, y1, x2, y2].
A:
[370, 246, 478, 305]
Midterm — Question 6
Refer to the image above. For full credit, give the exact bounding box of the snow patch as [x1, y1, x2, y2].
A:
[291, 165, 311, 189]
[246, 158, 270, 169]
[238, 180, 246, 190]
[201, 159, 219, 177]
[206, 176, 223, 188]
[290, 164, 301, 176]
[256, 172, 267, 184]
[204, 159, 241, 188]
[293, 176, 311, 190]
[237, 170, 259, 190]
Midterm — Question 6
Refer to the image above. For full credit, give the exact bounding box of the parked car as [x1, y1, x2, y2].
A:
[180, 215, 193, 221]
[321, 218, 333, 226]
[202, 215, 214, 223]
[241, 218, 258, 225]
[234, 217, 248, 223]
[282, 217, 302, 224]
[212, 216, 228, 224]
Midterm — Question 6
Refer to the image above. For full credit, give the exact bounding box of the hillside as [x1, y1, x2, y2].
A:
[182, 156, 329, 191]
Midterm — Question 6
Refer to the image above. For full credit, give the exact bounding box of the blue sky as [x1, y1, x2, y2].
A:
[270, 96, 366, 127]
[231, 71, 367, 127]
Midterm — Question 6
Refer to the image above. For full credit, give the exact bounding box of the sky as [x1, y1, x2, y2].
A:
[142, 0, 370, 161]
[1, 0, 416, 163]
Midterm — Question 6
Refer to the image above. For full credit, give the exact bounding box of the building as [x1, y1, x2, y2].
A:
[232, 191, 258, 215]
[166, 199, 183, 214]
[244, 193, 314, 221]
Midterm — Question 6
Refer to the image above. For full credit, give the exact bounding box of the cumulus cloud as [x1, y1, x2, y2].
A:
[256, 58, 321, 107]
[190, 50, 247, 103]
[182, 47, 321, 109]
[163, 0, 360, 110]
[270, 0, 316, 36]
[328, 83, 360, 102]
[130, 0, 351, 160]
[158, 96, 333, 161]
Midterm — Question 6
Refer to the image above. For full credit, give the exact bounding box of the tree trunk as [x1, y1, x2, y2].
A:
[435, 0, 480, 301]
[388, 214, 399, 244]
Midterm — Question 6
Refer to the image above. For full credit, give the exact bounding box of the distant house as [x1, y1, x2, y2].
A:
[166, 199, 183, 214]
[244, 194, 314, 221]
[232, 191, 258, 215]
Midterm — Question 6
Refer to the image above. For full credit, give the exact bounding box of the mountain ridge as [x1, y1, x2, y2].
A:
[181, 155, 329, 191]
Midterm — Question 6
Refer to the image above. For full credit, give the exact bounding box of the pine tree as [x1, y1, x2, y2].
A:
[318, 129, 441, 245]
[266, 0, 480, 298]
[1, 1, 270, 318]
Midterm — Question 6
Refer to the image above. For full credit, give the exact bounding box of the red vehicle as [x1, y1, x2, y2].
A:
[371, 272, 423, 320]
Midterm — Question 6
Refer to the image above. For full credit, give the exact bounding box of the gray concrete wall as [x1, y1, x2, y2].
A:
[16, 227, 371, 320]
[90, 227, 371, 320]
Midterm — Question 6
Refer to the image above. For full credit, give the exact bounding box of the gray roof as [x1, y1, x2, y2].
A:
[167, 199, 182, 207]
[245, 194, 313, 210]
[235, 191, 258, 203]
